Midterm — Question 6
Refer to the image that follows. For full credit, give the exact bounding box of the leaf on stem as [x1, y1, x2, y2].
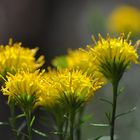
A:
[115, 106, 137, 120]
[105, 112, 111, 124]
[17, 121, 26, 134]
[88, 135, 117, 140]
[90, 123, 109, 127]
[99, 97, 113, 106]
[117, 87, 125, 96]
[30, 116, 35, 127]
[87, 136, 103, 140]
[32, 128, 48, 137]
[12, 129, 29, 138]
[0, 122, 9, 126]
[16, 114, 25, 119]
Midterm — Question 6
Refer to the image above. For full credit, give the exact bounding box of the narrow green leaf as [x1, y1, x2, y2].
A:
[12, 129, 28, 138]
[17, 121, 26, 134]
[99, 135, 117, 140]
[87, 136, 103, 140]
[117, 87, 125, 96]
[105, 112, 111, 124]
[32, 129, 48, 137]
[16, 114, 25, 119]
[90, 123, 109, 127]
[30, 116, 35, 127]
[0, 122, 9, 126]
[94, 136, 103, 140]
[50, 131, 62, 135]
[88, 135, 117, 140]
[99, 98, 113, 106]
[115, 106, 137, 120]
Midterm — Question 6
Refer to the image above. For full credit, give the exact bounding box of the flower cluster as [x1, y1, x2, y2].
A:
[2, 70, 44, 111]
[40, 69, 104, 109]
[85, 34, 138, 82]
[0, 39, 44, 77]
[0, 34, 139, 140]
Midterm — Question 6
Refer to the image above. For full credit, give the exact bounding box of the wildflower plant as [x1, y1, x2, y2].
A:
[0, 39, 45, 140]
[0, 39, 44, 79]
[0, 33, 139, 140]
[52, 48, 106, 140]
[87, 33, 139, 82]
[2, 70, 45, 140]
[85, 33, 139, 140]
[40, 68, 104, 140]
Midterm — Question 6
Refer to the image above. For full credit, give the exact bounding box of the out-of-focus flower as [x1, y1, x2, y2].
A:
[2, 70, 44, 111]
[52, 49, 91, 71]
[66, 49, 92, 72]
[0, 39, 44, 77]
[108, 6, 140, 34]
[52, 55, 68, 69]
[86, 34, 139, 82]
[40, 68, 104, 110]
[52, 49, 102, 78]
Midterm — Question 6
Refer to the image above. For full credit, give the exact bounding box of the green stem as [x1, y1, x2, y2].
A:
[110, 81, 119, 140]
[9, 102, 19, 140]
[69, 111, 75, 140]
[58, 122, 64, 140]
[25, 110, 32, 140]
[76, 108, 84, 140]
[63, 114, 69, 140]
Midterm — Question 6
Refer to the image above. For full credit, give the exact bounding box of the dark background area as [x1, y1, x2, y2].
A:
[0, 0, 140, 140]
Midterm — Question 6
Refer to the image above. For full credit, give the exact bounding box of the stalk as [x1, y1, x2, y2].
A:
[63, 113, 69, 140]
[25, 110, 32, 140]
[110, 81, 119, 140]
[9, 101, 19, 140]
[69, 111, 75, 140]
[76, 107, 84, 140]
[58, 122, 64, 140]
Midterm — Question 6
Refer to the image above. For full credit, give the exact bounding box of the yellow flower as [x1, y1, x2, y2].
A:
[38, 69, 59, 107]
[52, 48, 106, 88]
[0, 39, 44, 77]
[2, 70, 45, 110]
[52, 49, 91, 71]
[66, 49, 92, 72]
[52, 49, 100, 76]
[86, 34, 139, 82]
[107, 6, 140, 33]
[66, 49, 107, 84]
[40, 68, 104, 109]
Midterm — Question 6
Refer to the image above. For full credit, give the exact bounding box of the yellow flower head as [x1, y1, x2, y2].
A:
[40, 68, 104, 110]
[0, 39, 44, 77]
[108, 6, 140, 33]
[2, 70, 44, 111]
[87, 34, 139, 82]
[52, 49, 91, 72]
[38, 69, 59, 108]
[66, 49, 92, 72]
